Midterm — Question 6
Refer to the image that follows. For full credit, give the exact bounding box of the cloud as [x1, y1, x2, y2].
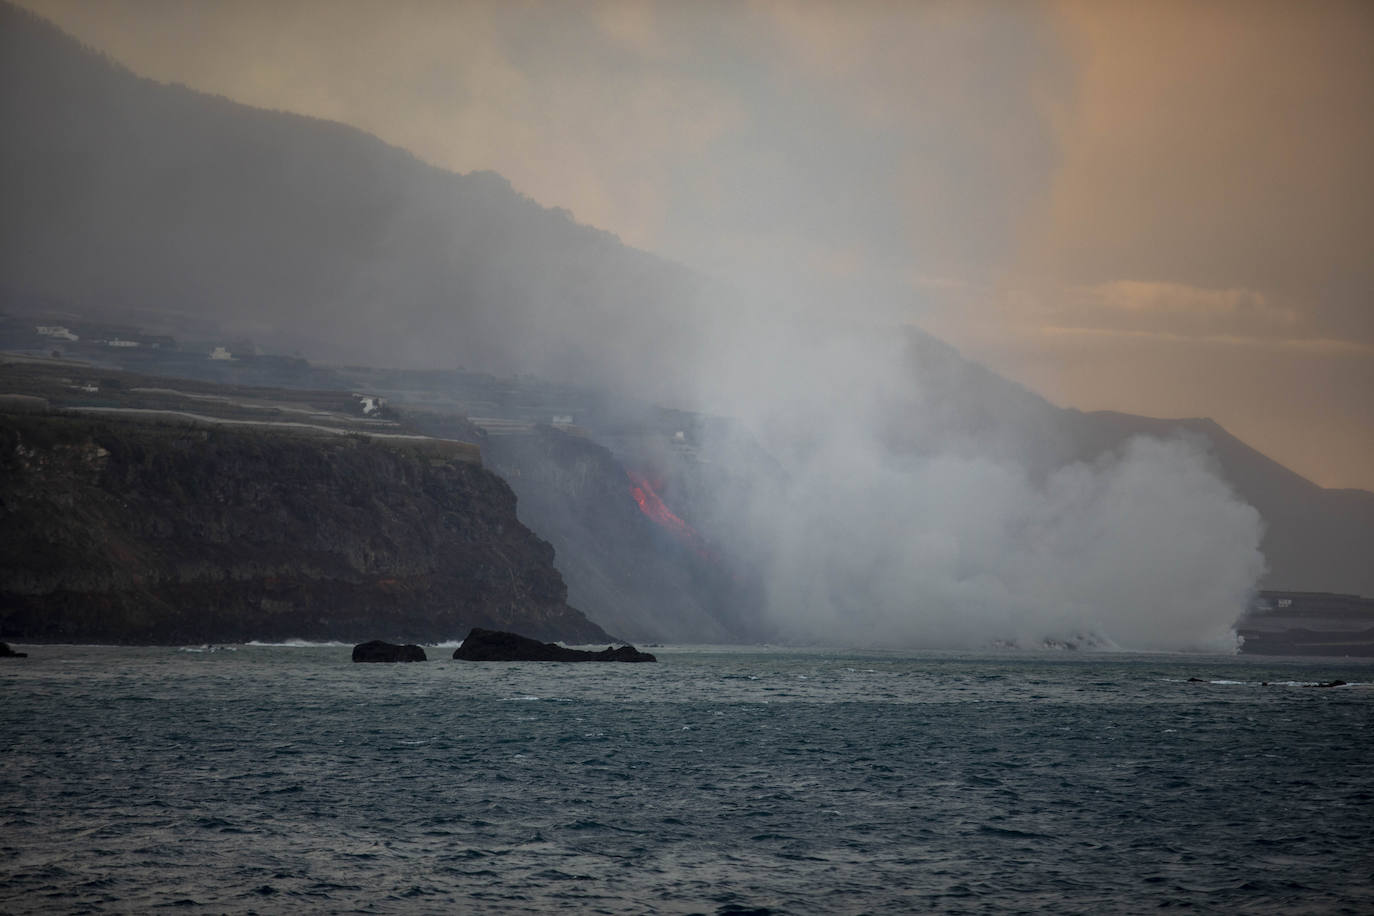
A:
[1025, 0, 1374, 341]
[993, 280, 1305, 341]
[1087, 281, 1295, 326]
[1036, 326, 1374, 358]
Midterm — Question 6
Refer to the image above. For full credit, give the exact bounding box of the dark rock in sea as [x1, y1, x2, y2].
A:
[452, 627, 656, 662]
[0, 642, 28, 658]
[1187, 677, 1207, 683]
[352, 640, 427, 663]
[1306, 679, 1347, 689]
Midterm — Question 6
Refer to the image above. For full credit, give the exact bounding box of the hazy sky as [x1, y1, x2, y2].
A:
[22, 0, 1374, 490]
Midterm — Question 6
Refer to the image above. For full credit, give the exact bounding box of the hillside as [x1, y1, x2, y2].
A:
[0, 1, 708, 402]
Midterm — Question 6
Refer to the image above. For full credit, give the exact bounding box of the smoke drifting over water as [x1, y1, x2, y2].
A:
[686, 313, 1266, 652]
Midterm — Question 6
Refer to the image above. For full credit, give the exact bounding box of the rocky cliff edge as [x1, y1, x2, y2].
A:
[0, 412, 611, 645]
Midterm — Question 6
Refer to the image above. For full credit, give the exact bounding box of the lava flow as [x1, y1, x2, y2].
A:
[627, 470, 731, 571]
[627, 470, 698, 542]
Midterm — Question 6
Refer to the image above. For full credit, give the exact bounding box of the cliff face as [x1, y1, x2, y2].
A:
[480, 426, 767, 644]
[0, 413, 610, 644]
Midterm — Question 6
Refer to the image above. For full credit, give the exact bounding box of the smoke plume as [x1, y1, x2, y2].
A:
[688, 310, 1266, 652]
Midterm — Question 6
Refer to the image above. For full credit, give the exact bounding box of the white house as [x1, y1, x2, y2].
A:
[354, 394, 386, 416]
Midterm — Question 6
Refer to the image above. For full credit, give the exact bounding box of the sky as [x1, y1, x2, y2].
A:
[21, 0, 1374, 491]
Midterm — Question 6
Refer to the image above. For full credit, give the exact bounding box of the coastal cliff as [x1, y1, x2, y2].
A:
[0, 412, 611, 645]
[480, 424, 767, 644]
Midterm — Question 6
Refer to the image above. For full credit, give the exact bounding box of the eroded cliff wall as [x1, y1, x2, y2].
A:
[0, 413, 610, 644]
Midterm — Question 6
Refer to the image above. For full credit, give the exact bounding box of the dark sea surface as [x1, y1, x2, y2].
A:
[1, 645, 1371, 914]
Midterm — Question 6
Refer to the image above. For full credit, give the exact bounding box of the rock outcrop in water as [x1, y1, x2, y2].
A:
[0, 412, 612, 645]
[0, 641, 27, 658]
[352, 640, 427, 663]
[452, 627, 656, 662]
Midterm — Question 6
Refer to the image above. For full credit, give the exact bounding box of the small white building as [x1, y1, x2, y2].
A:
[106, 338, 140, 348]
[36, 325, 78, 341]
[209, 346, 233, 360]
[354, 394, 386, 416]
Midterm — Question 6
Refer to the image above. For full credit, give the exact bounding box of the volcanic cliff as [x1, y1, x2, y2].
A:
[0, 411, 610, 645]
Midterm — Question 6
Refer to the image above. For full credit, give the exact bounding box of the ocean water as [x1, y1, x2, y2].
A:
[1, 645, 1371, 914]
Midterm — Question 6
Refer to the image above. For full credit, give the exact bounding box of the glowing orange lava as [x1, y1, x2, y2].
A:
[626, 470, 729, 569]
[627, 470, 697, 541]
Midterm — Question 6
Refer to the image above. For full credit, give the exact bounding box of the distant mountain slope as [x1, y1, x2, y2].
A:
[0, 1, 707, 399]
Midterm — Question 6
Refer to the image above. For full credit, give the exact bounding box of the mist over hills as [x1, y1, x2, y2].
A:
[3, 2, 1369, 647]
[0, 2, 708, 403]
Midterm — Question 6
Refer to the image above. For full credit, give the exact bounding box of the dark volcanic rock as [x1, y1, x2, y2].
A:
[452, 627, 656, 662]
[0, 413, 612, 645]
[0, 642, 27, 658]
[478, 425, 769, 646]
[352, 640, 426, 663]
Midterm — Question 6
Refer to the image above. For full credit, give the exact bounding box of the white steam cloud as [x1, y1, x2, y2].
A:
[755, 435, 1263, 651]
[691, 312, 1266, 652]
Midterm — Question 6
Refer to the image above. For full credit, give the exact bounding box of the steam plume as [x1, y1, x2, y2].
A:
[689, 312, 1265, 652]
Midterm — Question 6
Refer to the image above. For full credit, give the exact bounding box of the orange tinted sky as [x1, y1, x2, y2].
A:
[21, 0, 1374, 490]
